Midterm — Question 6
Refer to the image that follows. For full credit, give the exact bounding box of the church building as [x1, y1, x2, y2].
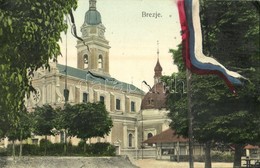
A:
[25, 0, 145, 154]
[0, 0, 171, 157]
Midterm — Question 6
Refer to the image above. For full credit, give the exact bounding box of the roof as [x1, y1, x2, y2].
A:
[143, 128, 189, 144]
[57, 64, 145, 95]
[154, 59, 162, 78]
[84, 0, 102, 25]
[85, 10, 102, 25]
[141, 82, 167, 110]
[154, 59, 163, 72]
[244, 144, 259, 149]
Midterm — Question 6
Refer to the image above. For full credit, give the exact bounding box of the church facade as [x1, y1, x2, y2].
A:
[1, 0, 170, 157]
[25, 0, 146, 153]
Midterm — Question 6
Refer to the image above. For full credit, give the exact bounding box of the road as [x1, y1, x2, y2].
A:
[134, 159, 233, 168]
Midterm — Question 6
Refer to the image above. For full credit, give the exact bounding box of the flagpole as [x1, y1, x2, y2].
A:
[186, 68, 194, 168]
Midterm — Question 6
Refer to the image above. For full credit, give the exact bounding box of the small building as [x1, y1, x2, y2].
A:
[244, 144, 260, 159]
[143, 128, 204, 161]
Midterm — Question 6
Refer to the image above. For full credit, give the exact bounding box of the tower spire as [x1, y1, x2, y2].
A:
[157, 40, 159, 59]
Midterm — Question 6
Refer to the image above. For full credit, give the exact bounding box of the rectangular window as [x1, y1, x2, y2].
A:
[131, 101, 135, 112]
[83, 93, 88, 103]
[116, 99, 120, 110]
[100, 96, 105, 104]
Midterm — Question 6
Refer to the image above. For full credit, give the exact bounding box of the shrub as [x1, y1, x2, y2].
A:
[39, 139, 52, 147]
[89, 142, 116, 156]
[47, 143, 64, 156]
[0, 147, 7, 156]
[211, 151, 233, 162]
[22, 144, 42, 156]
[4, 142, 116, 156]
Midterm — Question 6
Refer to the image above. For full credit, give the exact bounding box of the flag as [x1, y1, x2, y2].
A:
[177, 0, 246, 93]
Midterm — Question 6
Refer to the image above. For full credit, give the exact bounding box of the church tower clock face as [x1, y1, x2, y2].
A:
[31, 87, 41, 104]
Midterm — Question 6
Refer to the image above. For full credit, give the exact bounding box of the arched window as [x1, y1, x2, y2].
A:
[98, 55, 103, 69]
[147, 133, 153, 139]
[84, 54, 88, 69]
[128, 133, 133, 147]
[147, 133, 153, 146]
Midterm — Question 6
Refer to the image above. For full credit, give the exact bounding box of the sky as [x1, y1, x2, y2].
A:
[58, 0, 181, 92]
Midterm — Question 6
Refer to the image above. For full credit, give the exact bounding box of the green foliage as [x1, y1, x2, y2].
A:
[211, 151, 234, 162]
[6, 110, 33, 141]
[0, 0, 77, 70]
[199, 0, 260, 144]
[55, 104, 73, 135]
[39, 139, 52, 147]
[3, 142, 116, 156]
[32, 104, 57, 136]
[167, 0, 260, 147]
[15, 144, 41, 156]
[0, 0, 77, 138]
[88, 142, 116, 156]
[0, 67, 28, 137]
[68, 102, 113, 140]
[169, 44, 185, 72]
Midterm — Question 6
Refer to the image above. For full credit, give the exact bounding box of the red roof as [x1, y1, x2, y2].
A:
[244, 144, 259, 149]
[143, 128, 189, 144]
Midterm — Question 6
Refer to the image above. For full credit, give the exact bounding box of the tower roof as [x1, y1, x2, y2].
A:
[154, 59, 163, 72]
[154, 41, 162, 73]
[154, 59, 162, 78]
[84, 0, 101, 25]
[142, 58, 166, 110]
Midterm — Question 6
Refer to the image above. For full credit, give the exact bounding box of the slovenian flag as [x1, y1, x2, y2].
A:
[177, 0, 246, 93]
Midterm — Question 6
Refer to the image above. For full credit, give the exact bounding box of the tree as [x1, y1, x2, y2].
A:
[68, 102, 113, 152]
[0, 0, 77, 138]
[167, 1, 259, 168]
[6, 109, 33, 157]
[200, 1, 260, 167]
[55, 104, 73, 154]
[32, 104, 57, 155]
[166, 46, 223, 168]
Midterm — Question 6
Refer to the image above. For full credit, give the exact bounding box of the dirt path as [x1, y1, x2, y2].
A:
[133, 159, 233, 168]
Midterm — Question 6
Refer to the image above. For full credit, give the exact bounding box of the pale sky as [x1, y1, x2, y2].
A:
[59, 0, 181, 92]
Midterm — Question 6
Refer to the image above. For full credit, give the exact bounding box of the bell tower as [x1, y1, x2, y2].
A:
[76, 0, 110, 76]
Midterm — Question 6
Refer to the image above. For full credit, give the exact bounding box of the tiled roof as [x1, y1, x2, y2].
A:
[143, 128, 188, 144]
[141, 82, 167, 110]
[57, 64, 145, 95]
